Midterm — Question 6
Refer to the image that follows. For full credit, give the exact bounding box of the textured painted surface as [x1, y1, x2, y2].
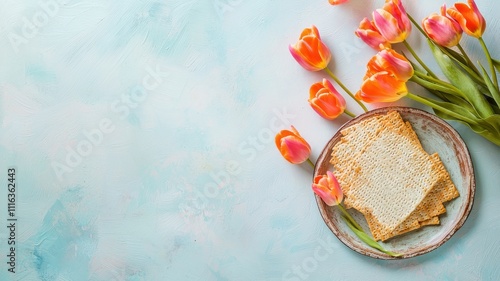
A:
[0, 0, 499, 280]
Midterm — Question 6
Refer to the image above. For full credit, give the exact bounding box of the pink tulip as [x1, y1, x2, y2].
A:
[312, 171, 344, 206]
[372, 0, 412, 43]
[423, 4, 463, 47]
[275, 126, 311, 164]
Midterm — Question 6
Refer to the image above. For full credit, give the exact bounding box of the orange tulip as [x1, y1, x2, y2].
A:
[312, 171, 343, 206]
[289, 26, 332, 71]
[329, 0, 349, 4]
[355, 17, 392, 50]
[309, 79, 346, 120]
[373, 0, 411, 43]
[356, 71, 408, 103]
[423, 4, 463, 47]
[365, 49, 414, 82]
[447, 0, 485, 38]
[275, 126, 311, 164]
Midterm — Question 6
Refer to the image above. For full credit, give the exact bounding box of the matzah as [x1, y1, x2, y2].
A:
[329, 110, 459, 241]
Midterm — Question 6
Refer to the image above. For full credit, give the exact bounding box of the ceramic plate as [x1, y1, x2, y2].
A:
[313, 106, 475, 259]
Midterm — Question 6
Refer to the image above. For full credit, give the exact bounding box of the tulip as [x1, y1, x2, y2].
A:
[329, 0, 349, 5]
[312, 171, 344, 206]
[289, 26, 332, 71]
[422, 5, 463, 47]
[447, 0, 485, 38]
[356, 71, 408, 103]
[365, 49, 414, 82]
[309, 79, 347, 120]
[275, 126, 311, 164]
[355, 17, 392, 50]
[373, 0, 411, 43]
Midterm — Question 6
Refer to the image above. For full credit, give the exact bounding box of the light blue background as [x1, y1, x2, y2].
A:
[1, 0, 499, 280]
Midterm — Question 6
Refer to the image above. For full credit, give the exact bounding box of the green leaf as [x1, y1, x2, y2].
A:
[493, 58, 500, 73]
[442, 46, 468, 66]
[429, 40, 494, 118]
[479, 63, 500, 108]
[425, 88, 449, 102]
[410, 74, 465, 98]
[412, 93, 500, 146]
[419, 96, 480, 121]
[441, 46, 482, 78]
[429, 101, 500, 145]
[436, 112, 500, 146]
[480, 114, 500, 134]
[343, 215, 401, 257]
[466, 117, 500, 146]
[434, 91, 475, 113]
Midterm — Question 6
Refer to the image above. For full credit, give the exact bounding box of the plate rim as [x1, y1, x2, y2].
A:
[313, 106, 475, 260]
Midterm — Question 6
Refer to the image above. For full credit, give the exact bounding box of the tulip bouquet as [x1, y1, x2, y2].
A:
[290, 0, 500, 145]
[277, 0, 500, 256]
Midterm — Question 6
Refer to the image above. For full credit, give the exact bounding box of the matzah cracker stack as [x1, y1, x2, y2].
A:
[343, 121, 442, 240]
[330, 110, 459, 241]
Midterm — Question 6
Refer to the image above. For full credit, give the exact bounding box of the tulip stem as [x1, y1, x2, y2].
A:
[413, 71, 463, 96]
[403, 40, 438, 79]
[407, 92, 479, 125]
[325, 67, 368, 112]
[344, 109, 356, 118]
[457, 43, 480, 75]
[478, 37, 499, 89]
[338, 204, 363, 231]
[306, 158, 315, 168]
[407, 13, 428, 38]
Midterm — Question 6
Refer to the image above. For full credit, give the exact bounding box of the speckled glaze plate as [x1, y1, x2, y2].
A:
[314, 107, 475, 259]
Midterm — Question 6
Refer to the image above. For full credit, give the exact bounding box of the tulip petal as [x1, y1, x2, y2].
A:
[378, 49, 414, 81]
[289, 45, 315, 71]
[357, 72, 408, 103]
[312, 185, 338, 206]
[393, 0, 411, 32]
[455, 3, 480, 35]
[356, 30, 391, 50]
[281, 137, 311, 163]
[355, 18, 392, 50]
[309, 82, 325, 98]
[326, 171, 343, 203]
[469, 0, 486, 35]
[300, 26, 320, 39]
[329, 0, 349, 5]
